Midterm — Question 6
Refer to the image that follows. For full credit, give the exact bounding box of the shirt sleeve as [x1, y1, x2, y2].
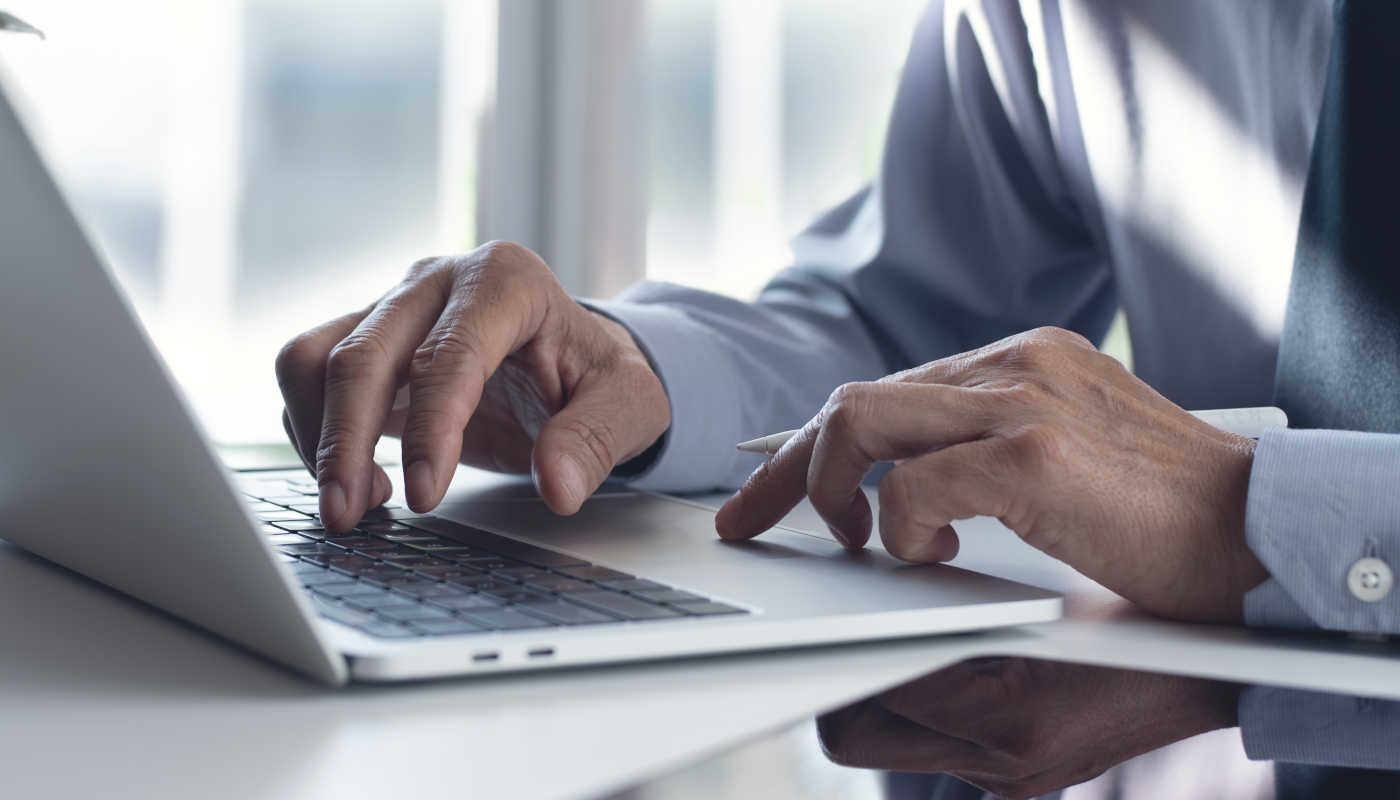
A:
[1240, 685, 1400, 769]
[584, 0, 1112, 493]
[1243, 428, 1400, 634]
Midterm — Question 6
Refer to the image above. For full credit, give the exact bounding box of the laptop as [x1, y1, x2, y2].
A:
[0, 68, 1061, 686]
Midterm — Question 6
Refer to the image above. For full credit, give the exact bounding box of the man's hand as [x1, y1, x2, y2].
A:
[275, 241, 671, 531]
[817, 657, 1241, 799]
[715, 327, 1268, 622]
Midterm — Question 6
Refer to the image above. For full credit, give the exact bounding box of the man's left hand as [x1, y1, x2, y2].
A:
[715, 327, 1268, 623]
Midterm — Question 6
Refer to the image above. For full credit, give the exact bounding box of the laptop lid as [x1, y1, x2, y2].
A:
[0, 63, 346, 684]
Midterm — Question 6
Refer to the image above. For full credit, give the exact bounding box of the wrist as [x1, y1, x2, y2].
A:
[1215, 434, 1270, 622]
[588, 309, 672, 471]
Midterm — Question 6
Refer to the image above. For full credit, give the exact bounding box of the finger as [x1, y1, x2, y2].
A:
[399, 253, 547, 513]
[884, 326, 1097, 387]
[317, 273, 453, 530]
[714, 415, 823, 542]
[275, 309, 371, 473]
[532, 363, 669, 515]
[876, 657, 1020, 733]
[877, 438, 1017, 562]
[817, 699, 995, 774]
[807, 381, 999, 547]
[371, 462, 393, 508]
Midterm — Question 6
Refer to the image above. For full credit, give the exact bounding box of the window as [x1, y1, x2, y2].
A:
[2, 0, 923, 444]
[2, 0, 493, 443]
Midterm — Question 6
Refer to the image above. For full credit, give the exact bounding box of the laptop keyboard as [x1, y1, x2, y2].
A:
[239, 476, 746, 639]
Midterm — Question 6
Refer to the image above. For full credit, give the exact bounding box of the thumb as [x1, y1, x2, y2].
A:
[532, 370, 662, 514]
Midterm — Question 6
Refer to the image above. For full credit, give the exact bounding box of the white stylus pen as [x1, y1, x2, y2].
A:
[735, 405, 1289, 455]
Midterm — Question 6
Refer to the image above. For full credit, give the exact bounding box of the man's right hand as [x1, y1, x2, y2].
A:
[275, 241, 671, 531]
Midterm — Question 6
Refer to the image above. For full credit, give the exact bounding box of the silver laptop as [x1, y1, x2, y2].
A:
[0, 70, 1060, 686]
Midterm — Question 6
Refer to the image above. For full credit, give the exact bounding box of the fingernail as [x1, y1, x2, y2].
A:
[320, 481, 347, 526]
[557, 454, 588, 509]
[405, 460, 435, 511]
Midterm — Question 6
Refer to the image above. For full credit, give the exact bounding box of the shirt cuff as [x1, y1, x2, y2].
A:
[578, 295, 764, 493]
[1240, 685, 1400, 768]
[1243, 428, 1400, 634]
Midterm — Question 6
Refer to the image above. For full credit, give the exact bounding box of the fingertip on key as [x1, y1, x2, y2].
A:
[319, 480, 347, 530]
[405, 460, 436, 513]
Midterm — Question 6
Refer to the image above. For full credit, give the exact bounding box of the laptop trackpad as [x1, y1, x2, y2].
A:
[434, 491, 1058, 617]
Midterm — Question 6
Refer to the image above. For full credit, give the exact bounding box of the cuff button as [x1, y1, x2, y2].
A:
[1347, 557, 1394, 603]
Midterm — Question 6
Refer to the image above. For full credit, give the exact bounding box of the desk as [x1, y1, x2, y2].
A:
[2, 469, 1398, 799]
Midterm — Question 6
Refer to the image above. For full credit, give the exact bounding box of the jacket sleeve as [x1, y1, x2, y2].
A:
[586, 0, 1112, 492]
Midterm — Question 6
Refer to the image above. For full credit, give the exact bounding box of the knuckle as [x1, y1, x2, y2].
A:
[325, 335, 389, 380]
[411, 327, 482, 381]
[275, 335, 324, 387]
[406, 255, 444, 280]
[822, 382, 873, 435]
[1008, 425, 1061, 473]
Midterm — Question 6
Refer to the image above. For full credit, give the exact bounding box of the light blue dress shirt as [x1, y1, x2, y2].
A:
[588, 0, 1395, 763]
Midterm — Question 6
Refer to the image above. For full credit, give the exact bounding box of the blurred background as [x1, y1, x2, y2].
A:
[0, 0, 925, 445]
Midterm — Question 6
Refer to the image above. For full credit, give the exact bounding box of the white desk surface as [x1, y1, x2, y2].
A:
[3, 469, 1398, 800]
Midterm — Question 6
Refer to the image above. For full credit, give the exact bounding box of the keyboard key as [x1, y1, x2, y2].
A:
[460, 608, 557, 630]
[636, 589, 707, 605]
[279, 542, 343, 557]
[378, 603, 455, 622]
[290, 559, 329, 575]
[358, 507, 418, 521]
[401, 541, 478, 555]
[259, 494, 310, 504]
[451, 576, 515, 593]
[354, 565, 418, 585]
[261, 511, 313, 523]
[455, 556, 527, 571]
[477, 586, 552, 604]
[271, 520, 325, 533]
[425, 593, 505, 612]
[282, 477, 320, 495]
[601, 578, 669, 594]
[259, 523, 285, 535]
[525, 575, 595, 594]
[360, 519, 411, 532]
[512, 599, 618, 625]
[326, 554, 380, 575]
[675, 601, 747, 616]
[288, 503, 321, 515]
[378, 553, 445, 569]
[330, 536, 395, 552]
[267, 532, 315, 547]
[412, 564, 487, 581]
[555, 565, 632, 582]
[387, 579, 450, 598]
[332, 582, 395, 601]
[302, 574, 357, 591]
[491, 566, 550, 583]
[248, 502, 286, 514]
[567, 591, 682, 621]
[344, 592, 419, 611]
[410, 617, 487, 636]
[308, 595, 377, 627]
[356, 621, 420, 639]
[404, 517, 590, 567]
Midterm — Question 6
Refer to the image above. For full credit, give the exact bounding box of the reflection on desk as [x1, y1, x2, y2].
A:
[619, 657, 1400, 800]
